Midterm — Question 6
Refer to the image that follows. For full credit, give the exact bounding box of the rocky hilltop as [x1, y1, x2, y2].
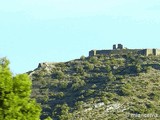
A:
[29, 54, 160, 120]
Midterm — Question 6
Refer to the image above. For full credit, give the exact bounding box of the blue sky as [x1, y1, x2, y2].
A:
[0, 0, 160, 74]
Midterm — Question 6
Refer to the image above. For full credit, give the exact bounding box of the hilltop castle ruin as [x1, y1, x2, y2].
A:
[89, 44, 160, 56]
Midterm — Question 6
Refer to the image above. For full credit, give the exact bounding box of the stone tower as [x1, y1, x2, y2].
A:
[113, 44, 116, 50]
[117, 44, 123, 49]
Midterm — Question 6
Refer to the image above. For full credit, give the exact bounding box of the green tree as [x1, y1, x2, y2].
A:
[105, 65, 111, 72]
[71, 78, 86, 91]
[0, 58, 41, 120]
[54, 71, 65, 79]
[135, 64, 142, 73]
[85, 62, 94, 71]
[75, 66, 84, 74]
[53, 104, 72, 120]
[44, 116, 52, 120]
[75, 101, 84, 110]
[107, 71, 116, 81]
[80, 55, 85, 60]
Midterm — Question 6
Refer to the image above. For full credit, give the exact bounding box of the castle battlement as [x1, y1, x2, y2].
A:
[89, 44, 160, 57]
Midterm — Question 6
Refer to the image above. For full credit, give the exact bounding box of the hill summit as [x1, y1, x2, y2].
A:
[29, 51, 160, 120]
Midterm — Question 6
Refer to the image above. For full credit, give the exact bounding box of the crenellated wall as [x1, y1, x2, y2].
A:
[153, 49, 160, 56]
[89, 50, 97, 56]
[89, 49, 141, 56]
[140, 49, 160, 56]
[89, 45, 160, 57]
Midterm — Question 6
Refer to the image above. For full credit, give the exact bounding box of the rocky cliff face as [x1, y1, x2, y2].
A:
[29, 54, 160, 120]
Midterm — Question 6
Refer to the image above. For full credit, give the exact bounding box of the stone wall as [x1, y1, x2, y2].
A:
[157, 49, 160, 55]
[96, 50, 112, 55]
[153, 49, 160, 56]
[89, 44, 160, 57]
[89, 50, 97, 56]
[146, 49, 153, 56]
[138, 49, 152, 56]
[139, 49, 160, 56]
[89, 49, 140, 56]
[89, 49, 160, 57]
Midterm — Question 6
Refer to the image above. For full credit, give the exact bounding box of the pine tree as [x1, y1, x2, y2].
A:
[0, 58, 41, 120]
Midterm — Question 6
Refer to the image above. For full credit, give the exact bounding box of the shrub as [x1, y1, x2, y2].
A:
[75, 101, 84, 110]
[75, 66, 84, 74]
[80, 55, 85, 60]
[53, 71, 65, 79]
[85, 62, 94, 71]
[59, 81, 68, 89]
[89, 56, 98, 64]
[52, 104, 72, 120]
[71, 79, 86, 91]
[135, 64, 142, 73]
[85, 89, 95, 96]
[120, 87, 132, 96]
[105, 65, 111, 72]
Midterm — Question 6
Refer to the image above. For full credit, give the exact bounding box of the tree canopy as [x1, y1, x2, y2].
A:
[0, 58, 41, 120]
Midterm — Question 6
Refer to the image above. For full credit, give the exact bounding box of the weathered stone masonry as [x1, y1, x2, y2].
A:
[89, 44, 160, 57]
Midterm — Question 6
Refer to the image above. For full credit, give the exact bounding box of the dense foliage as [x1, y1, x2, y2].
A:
[29, 54, 160, 120]
[0, 58, 41, 120]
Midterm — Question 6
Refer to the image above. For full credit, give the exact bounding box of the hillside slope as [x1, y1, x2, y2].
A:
[28, 54, 160, 120]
